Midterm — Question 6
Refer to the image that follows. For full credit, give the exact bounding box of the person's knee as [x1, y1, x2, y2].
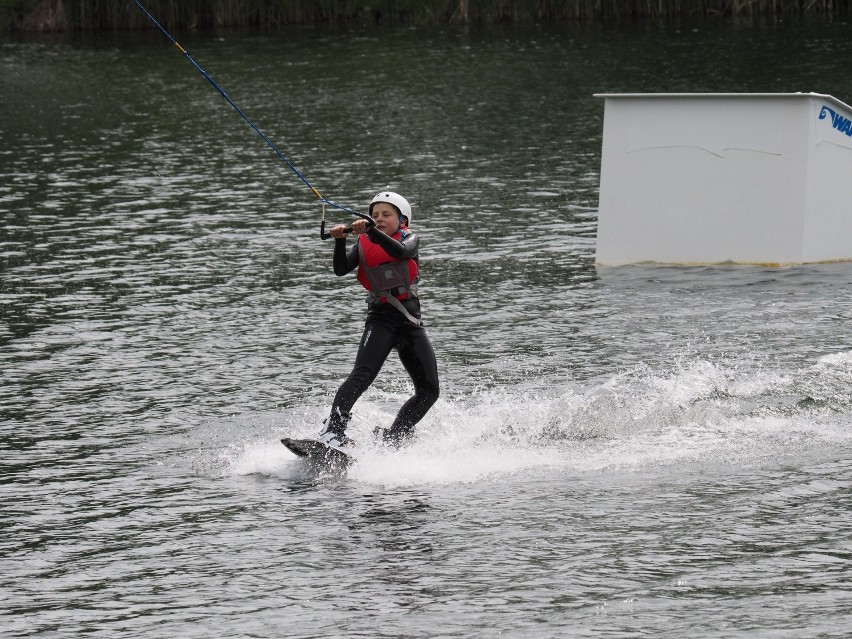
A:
[417, 383, 439, 406]
[349, 364, 378, 389]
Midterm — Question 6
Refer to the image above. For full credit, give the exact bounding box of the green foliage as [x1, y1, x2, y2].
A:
[0, 0, 846, 31]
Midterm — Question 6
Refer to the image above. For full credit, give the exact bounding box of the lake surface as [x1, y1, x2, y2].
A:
[2, 15, 851, 637]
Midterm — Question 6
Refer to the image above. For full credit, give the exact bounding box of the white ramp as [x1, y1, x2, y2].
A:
[595, 92, 852, 265]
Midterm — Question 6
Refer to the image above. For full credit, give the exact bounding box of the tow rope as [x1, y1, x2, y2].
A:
[134, 0, 372, 239]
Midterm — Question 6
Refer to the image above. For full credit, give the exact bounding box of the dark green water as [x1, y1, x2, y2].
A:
[2, 17, 851, 638]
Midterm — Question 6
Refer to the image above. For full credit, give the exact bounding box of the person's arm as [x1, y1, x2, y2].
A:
[333, 238, 359, 276]
[365, 227, 419, 260]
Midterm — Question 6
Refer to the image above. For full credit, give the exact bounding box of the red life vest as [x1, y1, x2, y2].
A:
[357, 230, 419, 303]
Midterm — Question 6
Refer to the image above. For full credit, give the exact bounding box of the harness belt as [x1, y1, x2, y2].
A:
[367, 289, 422, 325]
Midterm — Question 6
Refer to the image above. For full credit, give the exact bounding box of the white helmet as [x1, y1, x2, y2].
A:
[369, 191, 412, 226]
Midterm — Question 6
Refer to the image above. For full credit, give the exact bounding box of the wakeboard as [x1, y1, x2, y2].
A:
[281, 437, 354, 468]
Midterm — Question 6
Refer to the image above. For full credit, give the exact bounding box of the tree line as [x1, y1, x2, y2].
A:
[1, 0, 842, 31]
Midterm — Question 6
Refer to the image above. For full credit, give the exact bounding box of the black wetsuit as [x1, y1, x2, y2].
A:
[326, 227, 439, 443]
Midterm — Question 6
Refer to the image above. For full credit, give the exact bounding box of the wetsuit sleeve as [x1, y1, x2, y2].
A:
[365, 227, 419, 260]
[333, 239, 359, 276]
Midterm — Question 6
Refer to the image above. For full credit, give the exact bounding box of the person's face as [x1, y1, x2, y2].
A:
[371, 202, 401, 235]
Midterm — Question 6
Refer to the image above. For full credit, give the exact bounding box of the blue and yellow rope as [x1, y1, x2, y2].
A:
[134, 0, 365, 220]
